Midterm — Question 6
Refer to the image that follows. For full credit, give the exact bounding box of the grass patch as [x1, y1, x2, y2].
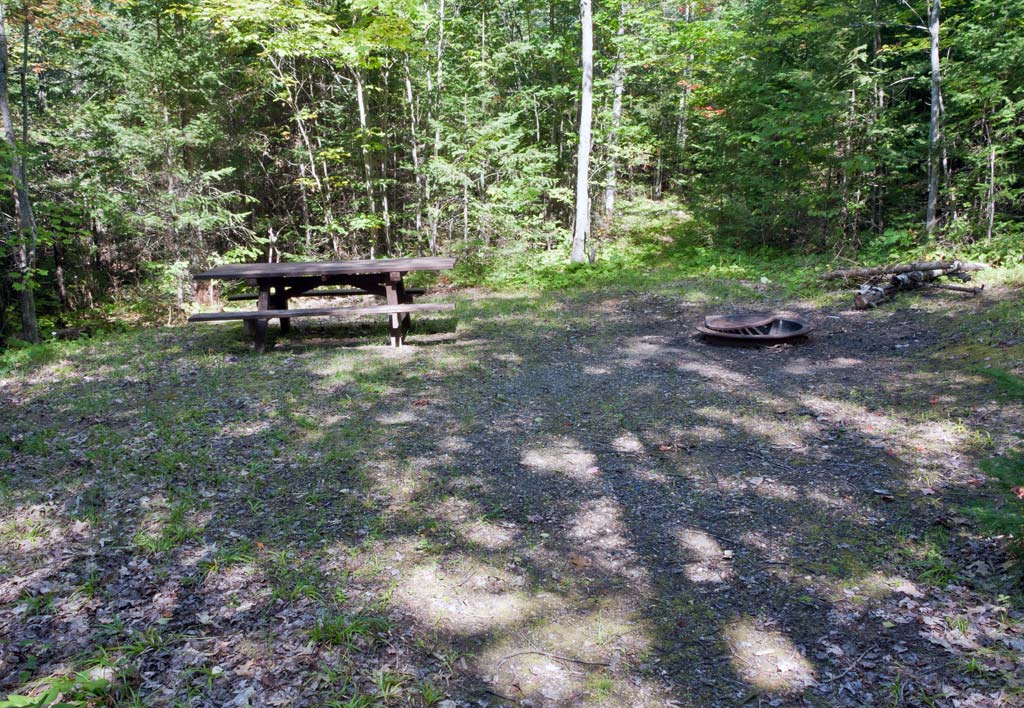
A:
[964, 368, 1024, 556]
[977, 367, 1024, 400]
[310, 612, 392, 649]
[450, 199, 835, 298]
[967, 452, 1024, 548]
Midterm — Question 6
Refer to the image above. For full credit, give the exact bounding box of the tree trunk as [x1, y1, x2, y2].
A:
[676, 3, 693, 152]
[353, 69, 379, 248]
[603, 3, 626, 218]
[925, 0, 941, 234]
[403, 57, 424, 240]
[571, 0, 593, 264]
[821, 259, 986, 281]
[0, 2, 38, 342]
[53, 237, 68, 309]
[985, 117, 995, 242]
[427, 0, 445, 256]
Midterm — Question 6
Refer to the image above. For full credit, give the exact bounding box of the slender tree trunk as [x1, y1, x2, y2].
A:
[925, 0, 941, 234]
[603, 3, 626, 218]
[0, 3, 38, 342]
[403, 57, 424, 239]
[380, 62, 392, 252]
[985, 117, 995, 242]
[676, 3, 693, 151]
[53, 237, 68, 309]
[571, 0, 593, 263]
[427, 0, 445, 256]
[353, 69, 380, 249]
[462, 94, 469, 243]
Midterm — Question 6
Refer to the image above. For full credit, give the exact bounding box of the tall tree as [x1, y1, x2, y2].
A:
[570, 0, 593, 263]
[925, 0, 942, 233]
[0, 0, 38, 342]
[603, 1, 625, 218]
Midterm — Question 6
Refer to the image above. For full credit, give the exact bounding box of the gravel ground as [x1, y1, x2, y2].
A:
[1, 282, 1022, 707]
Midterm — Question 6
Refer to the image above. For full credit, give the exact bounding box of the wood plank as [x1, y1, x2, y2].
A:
[189, 302, 455, 322]
[226, 288, 425, 301]
[195, 257, 455, 280]
[385, 272, 405, 347]
[254, 287, 270, 352]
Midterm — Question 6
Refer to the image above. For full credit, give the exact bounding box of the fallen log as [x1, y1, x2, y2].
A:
[853, 269, 981, 309]
[822, 260, 988, 281]
[854, 270, 934, 308]
[928, 282, 984, 295]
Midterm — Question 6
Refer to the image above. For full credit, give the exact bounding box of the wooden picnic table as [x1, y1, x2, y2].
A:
[189, 257, 456, 351]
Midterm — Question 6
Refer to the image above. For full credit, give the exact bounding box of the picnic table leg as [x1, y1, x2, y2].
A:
[398, 285, 413, 330]
[272, 287, 291, 334]
[385, 272, 407, 347]
[254, 287, 270, 353]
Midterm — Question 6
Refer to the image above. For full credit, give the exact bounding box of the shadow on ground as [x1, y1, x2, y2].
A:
[0, 282, 1021, 707]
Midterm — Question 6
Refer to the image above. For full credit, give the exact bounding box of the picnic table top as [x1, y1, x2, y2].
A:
[194, 257, 456, 280]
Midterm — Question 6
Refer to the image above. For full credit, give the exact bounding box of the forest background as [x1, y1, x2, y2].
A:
[0, 0, 1021, 344]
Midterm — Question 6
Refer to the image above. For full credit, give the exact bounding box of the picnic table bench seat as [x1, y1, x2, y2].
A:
[189, 302, 454, 322]
[189, 302, 454, 352]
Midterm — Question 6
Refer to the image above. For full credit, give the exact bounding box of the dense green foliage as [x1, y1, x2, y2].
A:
[0, 0, 1021, 340]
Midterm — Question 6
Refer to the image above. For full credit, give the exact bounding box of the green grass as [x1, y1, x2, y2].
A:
[967, 452, 1024, 544]
[977, 367, 1024, 400]
[310, 612, 392, 649]
[963, 368, 1024, 556]
[448, 199, 835, 298]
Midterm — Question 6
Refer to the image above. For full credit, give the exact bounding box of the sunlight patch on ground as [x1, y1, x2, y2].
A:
[612, 432, 645, 453]
[613, 338, 686, 369]
[436, 495, 478, 519]
[632, 468, 672, 484]
[726, 617, 817, 693]
[825, 572, 923, 605]
[220, 419, 273, 439]
[750, 480, 863, 514]
[569, 497, 633, 574]
[439, 434, 472, 452]
[395, 559, 554, 633]
[676, 359, 755, 387]
[801, 394, 973, 469]
[738, 530, 789, 562]
[521, 438, 599, 480]
[781, 356, 863, 376]
[675, 528, 734, 584]
[670, 423, 727, 445]
[460, 519, 520, 550]
[698, 407, 818, 452]
[375, 464, 434, 507]
[476, 607, 656, 707]
[376, 409, 420, 425]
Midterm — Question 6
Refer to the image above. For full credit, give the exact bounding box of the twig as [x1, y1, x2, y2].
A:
[820, 644, 878, 684]
[483, 687, 519, 702]
[496, 650, 610, 669]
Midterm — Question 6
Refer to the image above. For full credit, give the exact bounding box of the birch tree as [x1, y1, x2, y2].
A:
[571, 0, 593, 263]
[925, 0, 942, 234]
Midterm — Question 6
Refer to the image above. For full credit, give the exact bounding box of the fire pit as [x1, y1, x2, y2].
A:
[696, 313, 813, 342]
